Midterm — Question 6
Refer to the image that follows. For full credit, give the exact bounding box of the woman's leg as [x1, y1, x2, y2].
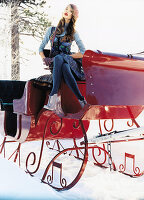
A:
[44, 55, 64, 110]
[50, 55, 64, 96]
[62, 63, 84, 100]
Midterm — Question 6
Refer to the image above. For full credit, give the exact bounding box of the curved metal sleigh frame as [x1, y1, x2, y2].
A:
[1, 50, 144, 190]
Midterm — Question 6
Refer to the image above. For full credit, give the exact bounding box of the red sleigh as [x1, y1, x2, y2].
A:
[1, 50, 144, 190]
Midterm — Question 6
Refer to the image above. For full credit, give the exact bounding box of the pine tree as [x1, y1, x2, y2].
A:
[0, 0, 51, 80]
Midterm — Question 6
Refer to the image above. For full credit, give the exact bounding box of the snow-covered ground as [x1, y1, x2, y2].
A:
[0, 155, 62, 200]
[1, 140, 144, 200]
[1, 114, 144, 200]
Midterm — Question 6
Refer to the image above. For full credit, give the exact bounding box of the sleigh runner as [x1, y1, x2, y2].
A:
[0, 50, 144, 190]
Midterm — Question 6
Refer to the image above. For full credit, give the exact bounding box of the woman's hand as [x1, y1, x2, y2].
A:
[70, 52, 83, 59]
[43, 58, 49, 70]
[43, 57, 54, 66]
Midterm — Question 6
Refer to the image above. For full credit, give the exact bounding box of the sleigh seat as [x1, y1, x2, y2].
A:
[12, 78, 86, 116]
[13, 80, 47, 116]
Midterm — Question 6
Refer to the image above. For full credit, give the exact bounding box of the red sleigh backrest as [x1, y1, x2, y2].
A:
[82, 50, 144, 106]
[13, 80, 47, 115]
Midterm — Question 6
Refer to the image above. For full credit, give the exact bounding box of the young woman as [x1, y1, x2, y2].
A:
[39, 4, 87, 111]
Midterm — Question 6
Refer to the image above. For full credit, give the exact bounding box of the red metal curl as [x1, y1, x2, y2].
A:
[92, 145, 107, 165]
[26, 152, 36, 173]
[127, 119, 134, 127]
[50, 118, 63, 136]
[104, 119, 114, 132]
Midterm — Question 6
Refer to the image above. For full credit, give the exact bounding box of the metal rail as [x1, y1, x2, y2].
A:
[90, 126, 144, 144]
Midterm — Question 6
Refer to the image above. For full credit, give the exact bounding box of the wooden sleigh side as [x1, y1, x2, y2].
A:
[81, 50, 144, 119]
[80, 50, 144, 178]
[41, 50, 144, 189]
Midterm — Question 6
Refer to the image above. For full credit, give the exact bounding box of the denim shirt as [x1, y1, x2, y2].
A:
[39, 26, 86, 55]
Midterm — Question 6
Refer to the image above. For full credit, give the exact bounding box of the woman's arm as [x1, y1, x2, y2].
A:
[39, 27, 52, 59]
[71, 31, 86, 58]
[39, 51, 45, 59]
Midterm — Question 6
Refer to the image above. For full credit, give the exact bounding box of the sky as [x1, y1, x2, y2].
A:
[46, 0, 144, 54]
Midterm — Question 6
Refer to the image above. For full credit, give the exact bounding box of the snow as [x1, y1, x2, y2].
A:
[1, 146, 144, 200]
[1, 116, 144, 200]
[0, 156, 62, 200]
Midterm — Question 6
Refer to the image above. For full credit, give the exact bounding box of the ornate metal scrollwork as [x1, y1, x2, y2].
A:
[49, 118, 63, 136]
[119, 153, 140, 176]
[46, 161, 67, 188]
[41, 119, 88, 191]
[104, 119, 114, 132]
[91, 119, 115, 166]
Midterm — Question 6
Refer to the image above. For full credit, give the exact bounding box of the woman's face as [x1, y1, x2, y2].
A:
[63, 5, 73, 22]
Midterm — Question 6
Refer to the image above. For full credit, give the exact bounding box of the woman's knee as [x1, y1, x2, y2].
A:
[54, 54, 64, 63]
[62, 63, 72, 77]
[62, 63, 70, 71]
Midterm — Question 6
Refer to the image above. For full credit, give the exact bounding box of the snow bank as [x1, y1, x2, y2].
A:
[1, 153, 144, 200]
[0, 156, 62, 200]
